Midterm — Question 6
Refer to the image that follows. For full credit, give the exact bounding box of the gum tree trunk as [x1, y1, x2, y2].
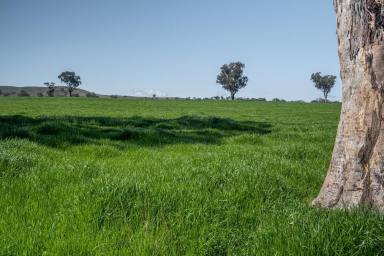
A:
[313, 0, 384, 210]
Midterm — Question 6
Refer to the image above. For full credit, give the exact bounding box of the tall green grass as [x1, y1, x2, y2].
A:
[1, 97, 384, 255]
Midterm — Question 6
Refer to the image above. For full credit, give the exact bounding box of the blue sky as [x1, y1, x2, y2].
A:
[0, 0, 340, 100]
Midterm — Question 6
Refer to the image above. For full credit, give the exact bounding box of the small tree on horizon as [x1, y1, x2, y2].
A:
[18, 90, 30, 97]
[58, 71, 81, 97]
[216, 62, 248, 100]
[310, 72, 336, 103]
[44, 82, 55, 97]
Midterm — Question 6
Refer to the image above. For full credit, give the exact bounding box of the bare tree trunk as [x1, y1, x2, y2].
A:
[313, 0, 384, 211]
[231, 93, 235, 100]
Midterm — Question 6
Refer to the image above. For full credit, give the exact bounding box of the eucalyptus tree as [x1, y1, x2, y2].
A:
[216, 62, 248, 100]
[58, 71, 81, 97]
[310, 72, 336, 102]
[44, 82, 55, 97]
[313, 0, 384, 211]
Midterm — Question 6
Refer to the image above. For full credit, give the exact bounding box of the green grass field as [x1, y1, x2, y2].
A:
[1, 97, 384, 255]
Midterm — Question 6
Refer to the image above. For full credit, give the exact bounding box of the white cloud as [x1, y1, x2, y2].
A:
[127, 89, 168, 97]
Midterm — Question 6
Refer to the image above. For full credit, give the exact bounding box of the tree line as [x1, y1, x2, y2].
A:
[29, 65, 335, 101]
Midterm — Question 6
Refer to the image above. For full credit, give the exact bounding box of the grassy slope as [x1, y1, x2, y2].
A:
[0, 98, 384, 255]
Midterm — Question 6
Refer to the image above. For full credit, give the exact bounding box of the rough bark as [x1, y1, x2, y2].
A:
[313, 0, 384, 211]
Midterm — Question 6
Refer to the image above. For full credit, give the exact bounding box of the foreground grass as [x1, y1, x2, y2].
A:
[1, 97, 384, 255]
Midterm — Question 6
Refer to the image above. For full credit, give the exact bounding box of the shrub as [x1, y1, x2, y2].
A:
[86, 92, 99, 98]
[311, 98, 326, 103]
[17, 90, 30, 97]
[37, 92, 44, 97]
[272, 98, 286, 102]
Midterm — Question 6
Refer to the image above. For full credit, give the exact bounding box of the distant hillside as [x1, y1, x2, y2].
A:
[0, 86, 97, 97]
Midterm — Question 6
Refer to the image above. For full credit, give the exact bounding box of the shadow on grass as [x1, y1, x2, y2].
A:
[0, 115, 271, 148]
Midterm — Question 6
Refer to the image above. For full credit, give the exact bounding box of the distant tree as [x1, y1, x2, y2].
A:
[18, 90, 30, 97]
[86, 92, 98, 98]
[310, 72, 336, 103]
[58, 71, 81, 97]
[0, 89, 2, 95]
[311, 98, 326, 103]
[216, 62, 248, 100]
[44, 82, 55, 97]
[153, 94, 156, 99]
[37, 92, 44, 97]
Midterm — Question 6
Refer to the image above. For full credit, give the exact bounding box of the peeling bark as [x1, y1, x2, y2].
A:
[313, 0, 384, 211]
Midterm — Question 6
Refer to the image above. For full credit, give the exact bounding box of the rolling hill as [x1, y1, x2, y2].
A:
[0, 86, 97, 97]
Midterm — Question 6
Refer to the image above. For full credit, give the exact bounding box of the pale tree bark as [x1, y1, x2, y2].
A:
[324, 90, 329, 103]
[313, 0, 384, 210]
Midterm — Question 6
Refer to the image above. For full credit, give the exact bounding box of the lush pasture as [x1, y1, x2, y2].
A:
[1, 97, 384, 255]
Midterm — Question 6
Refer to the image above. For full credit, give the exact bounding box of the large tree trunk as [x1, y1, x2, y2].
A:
[312, 0, 384, 211]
